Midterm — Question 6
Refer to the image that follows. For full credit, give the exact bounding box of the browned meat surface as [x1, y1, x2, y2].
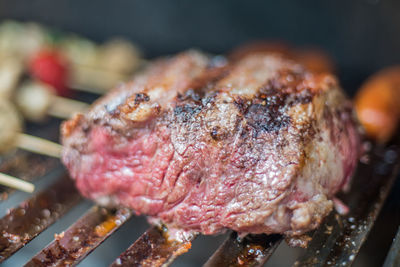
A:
[61, 49, 360, 238]
[230, 41, 335, 74]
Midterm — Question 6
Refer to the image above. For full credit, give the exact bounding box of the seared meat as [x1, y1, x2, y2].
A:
[61, 50, 360, 237]
[229, 41, 335, 74]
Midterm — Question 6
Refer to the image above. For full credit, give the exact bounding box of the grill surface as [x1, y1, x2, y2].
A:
[26, 207, 132, 267]
[0, 122, 400, 266]
[383, 226, 400, 267]
[205, 232, 281, 267]
[110, 226, 195, 267]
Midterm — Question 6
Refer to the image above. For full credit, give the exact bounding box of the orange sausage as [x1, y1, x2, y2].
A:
[354, 66, 400, 143]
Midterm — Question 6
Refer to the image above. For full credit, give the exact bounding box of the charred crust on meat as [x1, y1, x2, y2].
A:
[61, 113, 85, 138]
[238, 69, 316, 136]
[177, 89, 203, 102]
[173, 66, 317, 140]
[210, 126, 224, 140]
[233, 97, 250, 115]
[119, 93, 150, 113]
[184, 61, 231, 96]
[173, 103, 202, 122]
[259, 68, 314, 101]
[134, 93, 150, 105]
[117, 92, 161, 122]
[245, 103, 291, 135]
[201, 92, 218, 106]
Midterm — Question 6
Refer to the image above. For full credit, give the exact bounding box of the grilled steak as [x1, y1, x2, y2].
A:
[61, 50, 360, 237]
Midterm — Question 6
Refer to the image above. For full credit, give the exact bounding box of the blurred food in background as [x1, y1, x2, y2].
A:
[0, 20, 143, 123]
[0, 20, 146, 193]
[355, 66, 400, 143]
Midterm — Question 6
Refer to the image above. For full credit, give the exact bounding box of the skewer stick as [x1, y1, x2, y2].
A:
[0, 172, 34, 193]
[15, 81, 89, 122]
[0, 133, 61, 191]
[16, 133, 62, 158]
[68, 59, 148, 94]
[69, 64, 129, 94]
[48, 95, 89, 119]
[0, 99, 61, 192]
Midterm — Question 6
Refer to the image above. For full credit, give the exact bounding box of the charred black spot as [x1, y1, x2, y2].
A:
[177, 89, 203, 102]
[234, 97, 250, 115]
[258, 68, 314, 106]
[210, 126, 220, 140]
[81, 123, 91, 134]
[201, 91, 218, 106]
[174, 103, 202, 122]
[258, 84, 280, 98]
[134, 93, 150, 105]
[293, 93, 313, 105]
[245, 103, 291, 135]
[242, 69, 316, 136]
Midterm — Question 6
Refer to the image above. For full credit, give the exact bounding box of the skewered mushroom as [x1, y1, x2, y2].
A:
[0, 99, 47, 193]
[68, 38, 142, 93]
[0, 56, 23, 99]
[0, 98, 62, 157]
[100, 38, 141, 74]
[15, 81, 89, 122]
[0, 21, 46, 62]
[0, 98, 22, 154]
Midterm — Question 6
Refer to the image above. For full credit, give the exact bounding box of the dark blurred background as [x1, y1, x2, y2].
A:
[1, 0, 400, 95]
[1, 1, 400, 266]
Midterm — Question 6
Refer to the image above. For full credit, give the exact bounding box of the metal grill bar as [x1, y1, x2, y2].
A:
[0, 175, 81, 263]
[110, 226, 196, 267]
[0, 121, 61, 199]
[25, 206, 132, 267]
[294, 144, 400, 266]
[383, 226, 400, 267]
[204, 232, 282, 267]
[0, 151, 58, 200]
[292, 213, 343, 266]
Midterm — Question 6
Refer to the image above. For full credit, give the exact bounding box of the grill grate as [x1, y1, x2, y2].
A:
[383, 226, 400, 267]
[0, 126, 399, 266]
[25, 206, 132, 267]
[110, 226, 195, 267]
[294, 144, 400, 266]
[0, 176, 81, 263]
[205, 232, 281, 267]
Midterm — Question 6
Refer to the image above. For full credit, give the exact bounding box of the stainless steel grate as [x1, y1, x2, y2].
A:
[0, 123, 399, 266]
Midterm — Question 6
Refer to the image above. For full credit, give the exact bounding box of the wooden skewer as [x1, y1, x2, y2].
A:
[48, 95, 89, 119]
[16, 133, 62, 158]
[0, 133, 60, 192]
[67, 59, 148, 94]
[0, 131, 60, 194]
[66, 40, 148, 94]
[0, 122, 62, 194]
[68, 64, 130, 94]
[0, 172, 34, 193]
[0, 99, 61, 192]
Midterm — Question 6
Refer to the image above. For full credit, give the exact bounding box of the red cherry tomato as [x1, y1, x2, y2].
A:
[29, 49, 70, 96]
